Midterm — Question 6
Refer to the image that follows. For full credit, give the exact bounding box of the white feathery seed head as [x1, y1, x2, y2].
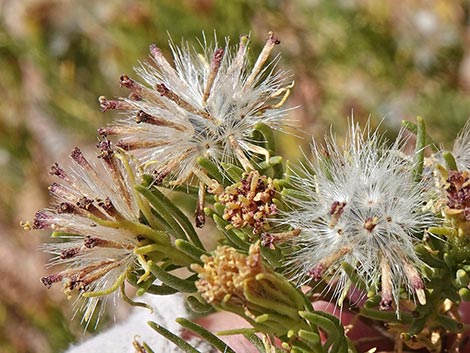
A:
[99, 32, 292, 184]
[30, 142, 147, 326]
[283, 122, 433, 311]
[451, 119, 470, 171]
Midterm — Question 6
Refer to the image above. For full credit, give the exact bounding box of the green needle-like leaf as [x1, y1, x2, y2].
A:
[186, 295, 213, 313]
[176, 318, 237, 353]
[136, 185, 204, 249]
[414, 116, 426, 182]
[148, 261, 197, 293]
[443, 151, 458, 171]
[401, 119, 439, 153]
[175, 239, 207, 263]
[221, 162, 244, 183]
[148, 321, 201, 353]
[197, 157, 225, 184]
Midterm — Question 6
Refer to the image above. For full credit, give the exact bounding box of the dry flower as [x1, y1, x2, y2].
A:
[98, 32, 292, 185]
[282, 123, 434, 311]
[25, 142, 161, 325]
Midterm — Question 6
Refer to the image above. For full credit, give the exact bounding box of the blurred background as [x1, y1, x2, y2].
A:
[1, 0, 470, 352]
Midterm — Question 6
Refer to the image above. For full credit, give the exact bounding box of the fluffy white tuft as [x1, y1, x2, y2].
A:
[283, 122, 434, 310]
[100, 32, 292, 184]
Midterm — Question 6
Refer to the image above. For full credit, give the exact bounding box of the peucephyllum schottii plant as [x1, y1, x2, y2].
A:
[22, 31, 470, 353]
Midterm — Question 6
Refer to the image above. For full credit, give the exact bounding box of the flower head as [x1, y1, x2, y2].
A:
[191, 243, 307, 335]
[282, 123, 433, 311]
[431, 121, 470, 232]
[192, 243, 266, 306]
[216, 170, 277, 234]
[26, 142, 150, 325]
[98, 32, 292, 185]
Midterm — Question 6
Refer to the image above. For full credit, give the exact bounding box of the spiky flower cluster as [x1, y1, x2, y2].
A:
[26, 142, 151, 324]
[283, 123, 433, 310]
[98, 32, 291, 185]
[192, 243, 266, 306]
[192, 243, 307, 336]
[217, 170, 277, 234]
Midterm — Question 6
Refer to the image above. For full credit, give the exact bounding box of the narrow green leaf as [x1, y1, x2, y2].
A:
[175, 239, 207, 263]
[213, 214, 251, 250]
[414, 116, 426, 182]
[148, 321, 201, 353]
[428, 226, 458, 238]
[443, 151, 458, 171]
[290, 340, 319, 353]
[297, 329, 321, 347]
[281, 188, 310, 202]
[270, 156, 284, 179]
[120, 282, 153, 312]
[216, 328, 257, 335]
[255, 273, 306, 309]
[401, 120, 439, 153]
[259, 244, 282, 268]
[127, 272, 158, 296]
[300, 311, 344, 353]
[244, 334, 267, 353]
[360, 307, 413, 323]
[145, 284, 178, 295]
[436, 315, 464, 333]
[136, 185, 187, 239]
[148, 261, 196, 293]
[408, 315, 427, 336]
[136, 185, 204, 249]
[415, 244, 446, 268]
[221, 162, 244, 183]
[214, 202, 226, 215]
[363, 295, 381, 309]
[254, 122, 276, 155]
[186, 295, 213, 313]
[176, 318, 237, 353]
[198, 157, 224, 184]
[341, 262, 366, 291]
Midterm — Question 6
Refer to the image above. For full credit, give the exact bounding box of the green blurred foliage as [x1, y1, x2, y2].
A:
[1, 0, 470, 352]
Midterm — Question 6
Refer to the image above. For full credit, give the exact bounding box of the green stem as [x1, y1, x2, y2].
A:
[120, 282, 153, 312]
[82, 271, 126, 298]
